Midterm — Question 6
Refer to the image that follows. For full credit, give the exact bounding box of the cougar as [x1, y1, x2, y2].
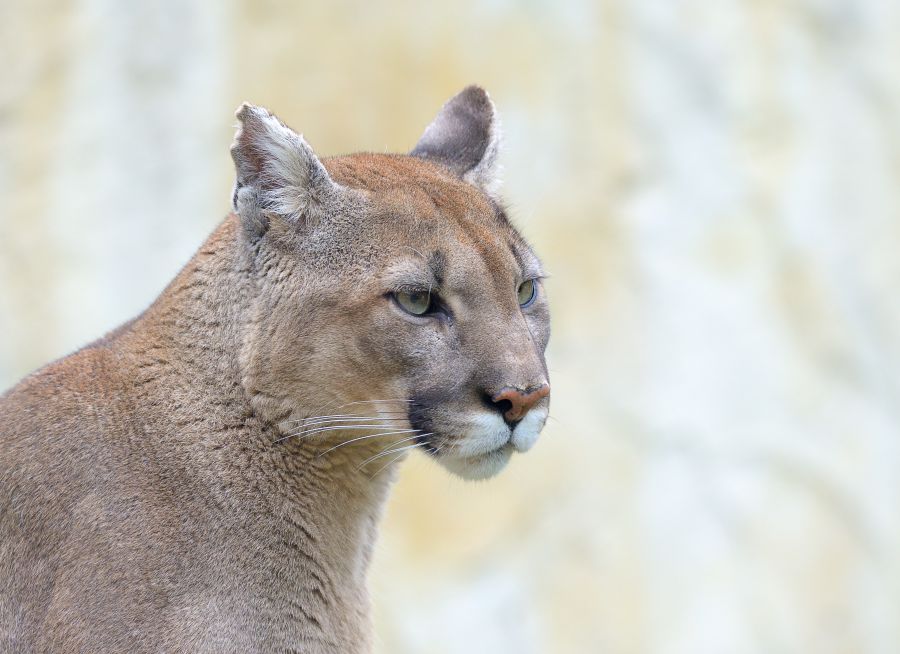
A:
[0, 86, 551, 652]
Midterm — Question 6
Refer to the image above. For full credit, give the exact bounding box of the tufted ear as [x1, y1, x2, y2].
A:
[230, 103, 342, 235]
[410, 85, 502, 195]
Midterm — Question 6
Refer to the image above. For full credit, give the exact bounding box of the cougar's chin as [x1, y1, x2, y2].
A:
[422, 412, 513, 481]
[436, 442, 515, 480]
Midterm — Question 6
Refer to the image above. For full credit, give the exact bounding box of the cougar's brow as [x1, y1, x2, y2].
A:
[509, 238, 544, 280]
[382, 257, 440, 291]
[427, 251, 446, 287]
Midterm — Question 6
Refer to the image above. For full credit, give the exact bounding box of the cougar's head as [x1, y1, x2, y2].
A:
[232, 86, 550, 480]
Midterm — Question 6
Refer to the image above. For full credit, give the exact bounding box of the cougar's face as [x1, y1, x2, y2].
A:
[233, 88, 550, 479]
[310, 157, 551, 480]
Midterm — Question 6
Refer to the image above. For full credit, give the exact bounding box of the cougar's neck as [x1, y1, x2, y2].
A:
[123, 215, 253, 406]
[117, 214, 394, 619]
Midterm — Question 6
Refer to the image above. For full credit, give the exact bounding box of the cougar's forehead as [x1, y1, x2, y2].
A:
[323, 153, 533, 286]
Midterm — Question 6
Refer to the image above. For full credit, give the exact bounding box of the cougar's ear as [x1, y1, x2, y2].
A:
[410, 85, 502, 195]
[231, 103, 342, 236]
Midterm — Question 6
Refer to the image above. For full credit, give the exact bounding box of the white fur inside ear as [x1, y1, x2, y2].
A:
[462, 107, 503, 197]
[231, 103, 338, 224]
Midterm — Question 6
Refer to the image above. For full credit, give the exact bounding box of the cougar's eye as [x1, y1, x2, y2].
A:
[517, 279, 537, 307]
[394, 290, 432, 316]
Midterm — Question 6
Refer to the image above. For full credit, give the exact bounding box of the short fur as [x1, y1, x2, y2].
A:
[0, 86, 550, 652]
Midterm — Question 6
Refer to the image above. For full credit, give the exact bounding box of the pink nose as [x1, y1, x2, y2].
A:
[491, 384, 550, 423]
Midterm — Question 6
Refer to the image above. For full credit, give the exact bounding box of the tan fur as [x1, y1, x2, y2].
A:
[0, 88, 550, 652]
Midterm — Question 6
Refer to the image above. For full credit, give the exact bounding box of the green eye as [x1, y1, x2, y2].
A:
[394, 290, 432, 316]
[517, 279, 537, 307]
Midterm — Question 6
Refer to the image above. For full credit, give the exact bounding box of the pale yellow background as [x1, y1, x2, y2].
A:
[2, 1, 900, 653]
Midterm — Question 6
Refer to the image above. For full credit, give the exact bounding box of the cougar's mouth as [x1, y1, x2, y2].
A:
[407, 393, 548, 480]
[409, 410, 514, 480]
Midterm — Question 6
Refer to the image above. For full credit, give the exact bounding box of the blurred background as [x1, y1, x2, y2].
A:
[2, 1, 900, 652]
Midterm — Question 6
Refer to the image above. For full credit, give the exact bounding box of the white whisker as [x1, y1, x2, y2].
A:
[362, 443, 422, 469]
[316, 430, 422, 458]
[357, 436, 433, 470]
[329, 399, 414, 411]
[283, 411, 410, 427]
[291, 415, 408, 430]
[275, 424, 414, 444]
[366, 442, 432, 478]
[295, 424, 417, 438]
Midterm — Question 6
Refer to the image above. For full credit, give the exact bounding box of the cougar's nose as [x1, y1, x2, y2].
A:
[489, 384, 550, 425]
